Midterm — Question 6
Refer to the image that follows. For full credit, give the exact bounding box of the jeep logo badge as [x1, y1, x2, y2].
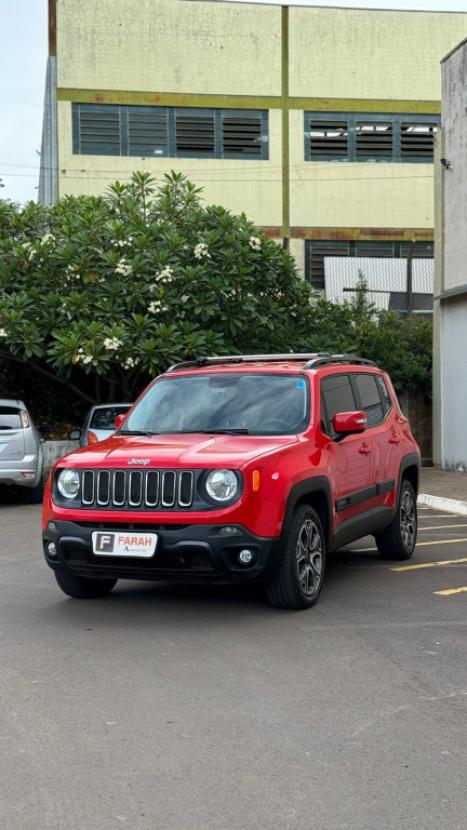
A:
[128, 458, 150, 466]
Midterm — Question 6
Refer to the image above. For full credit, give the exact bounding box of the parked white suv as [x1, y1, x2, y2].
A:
[0, 400, 43, 502]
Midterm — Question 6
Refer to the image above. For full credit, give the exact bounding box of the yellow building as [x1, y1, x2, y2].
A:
[39, 0, 467, 287]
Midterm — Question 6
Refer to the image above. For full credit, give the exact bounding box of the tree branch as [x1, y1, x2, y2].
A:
[0, 351, 96, 405]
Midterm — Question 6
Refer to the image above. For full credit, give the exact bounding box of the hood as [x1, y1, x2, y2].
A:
[59, 432, 299, 469]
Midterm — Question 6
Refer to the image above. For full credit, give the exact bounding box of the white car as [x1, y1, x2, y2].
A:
[71, 403, 131, 447]
[0, 399, 43, 502]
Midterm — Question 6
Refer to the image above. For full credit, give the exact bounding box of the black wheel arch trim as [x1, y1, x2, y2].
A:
[398, 452, 421, 498]
[283, 477, 333, 549]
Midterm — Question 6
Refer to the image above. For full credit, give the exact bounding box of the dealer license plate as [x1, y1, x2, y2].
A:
[92, 531, 157, 558]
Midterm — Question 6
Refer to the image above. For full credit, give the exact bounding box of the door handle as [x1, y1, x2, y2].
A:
[389, 435, 402, 444]
[359, 443, 372, 454]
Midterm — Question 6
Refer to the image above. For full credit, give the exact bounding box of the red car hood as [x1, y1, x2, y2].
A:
[61, 433, 299, 469]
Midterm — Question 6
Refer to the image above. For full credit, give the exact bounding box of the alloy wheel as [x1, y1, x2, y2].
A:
[296, 518, 323, 598]
[400, 488, 416, 550]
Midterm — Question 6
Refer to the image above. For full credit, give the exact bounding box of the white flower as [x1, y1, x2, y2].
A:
[115, 257, 132, 276]
[194, 243, 210, 260]
[0, 328, 7, 338]
[249, 236, 261, 252]
[123, 356, 139, 369]
[181, 295, 189, 303]
[156, 265, 174, 284]
[103, 336, 123, 351]
[82, 355, 93, 365]
[148, 300, 162, 314]
[41, 233, 55, 244]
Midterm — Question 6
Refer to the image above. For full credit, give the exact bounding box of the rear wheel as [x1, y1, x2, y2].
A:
[54, 568, 117, 599]
[375, 480, 417, 560]
[266, 505, 326, 610]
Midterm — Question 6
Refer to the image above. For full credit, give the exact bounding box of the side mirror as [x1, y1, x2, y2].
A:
[114, 414, 125, 431]
[333, 411, 367, 434]
[69, 429, 81, 441]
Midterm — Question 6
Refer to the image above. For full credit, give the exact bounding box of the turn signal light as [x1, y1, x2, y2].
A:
[87, 431, 99, 445]
[252, 470, 261, 492]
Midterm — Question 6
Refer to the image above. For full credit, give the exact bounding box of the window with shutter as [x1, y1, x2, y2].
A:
[74, 104, 121, 156]
[400, 121, 437, 161]
[175, 110, 215, 157]
[127, 107, 168, 157]
[305, 240, 435, 290]
[305, 112, 439, 163]
[72, 104, 269, 161]
[308, 120, 349, 160]
[355, 121, 393, 161]
[222, 113, 264, 158]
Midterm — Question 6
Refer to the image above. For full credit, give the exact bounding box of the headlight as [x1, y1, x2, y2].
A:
[57, 469, 80, 499]
[205, 469, 239, 502]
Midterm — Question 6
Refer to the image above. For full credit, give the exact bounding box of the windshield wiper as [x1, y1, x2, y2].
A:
[181, 428, 250, 435]
[119, 430, 161, 436]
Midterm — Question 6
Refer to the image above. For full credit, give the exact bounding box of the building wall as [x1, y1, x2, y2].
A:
[56, 0, 282, 96]
[434, 40, 467, 470]
[47, 1, 467, 266]
[289, 8, 467, 101]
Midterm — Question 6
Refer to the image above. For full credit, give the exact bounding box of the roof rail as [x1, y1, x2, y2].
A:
[166, 353, 330, 373]
[304, 354, 377, 369]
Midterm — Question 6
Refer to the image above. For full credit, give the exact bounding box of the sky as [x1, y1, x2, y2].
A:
[1, 0, 467, 203]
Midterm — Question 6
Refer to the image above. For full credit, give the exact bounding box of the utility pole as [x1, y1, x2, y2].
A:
[406, 239, 415, 316]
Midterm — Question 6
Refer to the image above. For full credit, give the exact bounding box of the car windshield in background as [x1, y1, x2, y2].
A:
[123, 374, 310, 436]
[0, 407, 22, 430]
[90, 406, 130, 430]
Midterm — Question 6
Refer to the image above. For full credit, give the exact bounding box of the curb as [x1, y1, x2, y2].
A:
[417, 493, 467, 516]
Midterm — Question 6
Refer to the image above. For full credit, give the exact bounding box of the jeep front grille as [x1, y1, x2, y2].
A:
[81, 469, 194, 510]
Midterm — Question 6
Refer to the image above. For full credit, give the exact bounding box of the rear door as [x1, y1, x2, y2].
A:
[351, 372, 397, 505]
[0, 406, 25, 461]
[320, 374, 375, 524]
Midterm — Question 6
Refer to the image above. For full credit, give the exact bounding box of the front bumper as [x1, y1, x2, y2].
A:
[42, 520, 281, 583]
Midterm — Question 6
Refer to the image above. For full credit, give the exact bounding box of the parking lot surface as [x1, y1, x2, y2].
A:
[1, 499, 467, 830]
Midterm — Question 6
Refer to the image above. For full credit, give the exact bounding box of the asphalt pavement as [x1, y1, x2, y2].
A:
[1, 498, 467, 830]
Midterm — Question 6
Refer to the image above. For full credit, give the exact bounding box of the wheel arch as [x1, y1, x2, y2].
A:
[283, 477, 333, 550]
[398, 453, 420, 498]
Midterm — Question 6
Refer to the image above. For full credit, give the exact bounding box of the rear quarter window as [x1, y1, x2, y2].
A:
[353, 374, 385, 427]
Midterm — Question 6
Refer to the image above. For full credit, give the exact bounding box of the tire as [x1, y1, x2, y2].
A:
[26, 479, 44, 504]
[375, 479, 417, 561]
[54, 568, 117, 599]
[266, 505, 326, 610]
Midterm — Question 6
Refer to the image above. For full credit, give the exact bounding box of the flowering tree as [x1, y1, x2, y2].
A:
[0, 172, 320, 404]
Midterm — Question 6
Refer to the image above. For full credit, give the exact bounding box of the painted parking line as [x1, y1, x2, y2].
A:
[391, 557, 467, 572]
[420, 524, 467, 533]
[434, 586, 467, 597]
[352, 537, 467, 553]
[419, 514, 465, 520]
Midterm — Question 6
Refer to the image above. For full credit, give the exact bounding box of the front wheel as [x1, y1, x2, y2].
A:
[375, 480, 417, 560]
[54, 568, 117, 599]
[266, 505, 326, 610]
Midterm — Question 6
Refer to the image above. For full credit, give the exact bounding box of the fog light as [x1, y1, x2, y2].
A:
[47, 542, 57, 558]
[238, 549, 253, 565]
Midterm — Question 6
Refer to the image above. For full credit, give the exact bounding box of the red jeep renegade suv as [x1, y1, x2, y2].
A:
[42, 354, 420, 610]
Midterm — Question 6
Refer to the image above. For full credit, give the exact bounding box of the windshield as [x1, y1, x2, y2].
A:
[123, 373, 310, 436]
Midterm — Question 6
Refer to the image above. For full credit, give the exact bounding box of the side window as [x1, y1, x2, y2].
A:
[375, 375, 391, 415]
[321, 375, 356, 434]
[353, 374, 385, 427]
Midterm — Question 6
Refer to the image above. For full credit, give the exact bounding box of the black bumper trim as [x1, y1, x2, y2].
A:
[43, 520, 280, 584]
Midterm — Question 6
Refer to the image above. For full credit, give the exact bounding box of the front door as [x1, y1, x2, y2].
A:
[320, 374, 376, 530]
